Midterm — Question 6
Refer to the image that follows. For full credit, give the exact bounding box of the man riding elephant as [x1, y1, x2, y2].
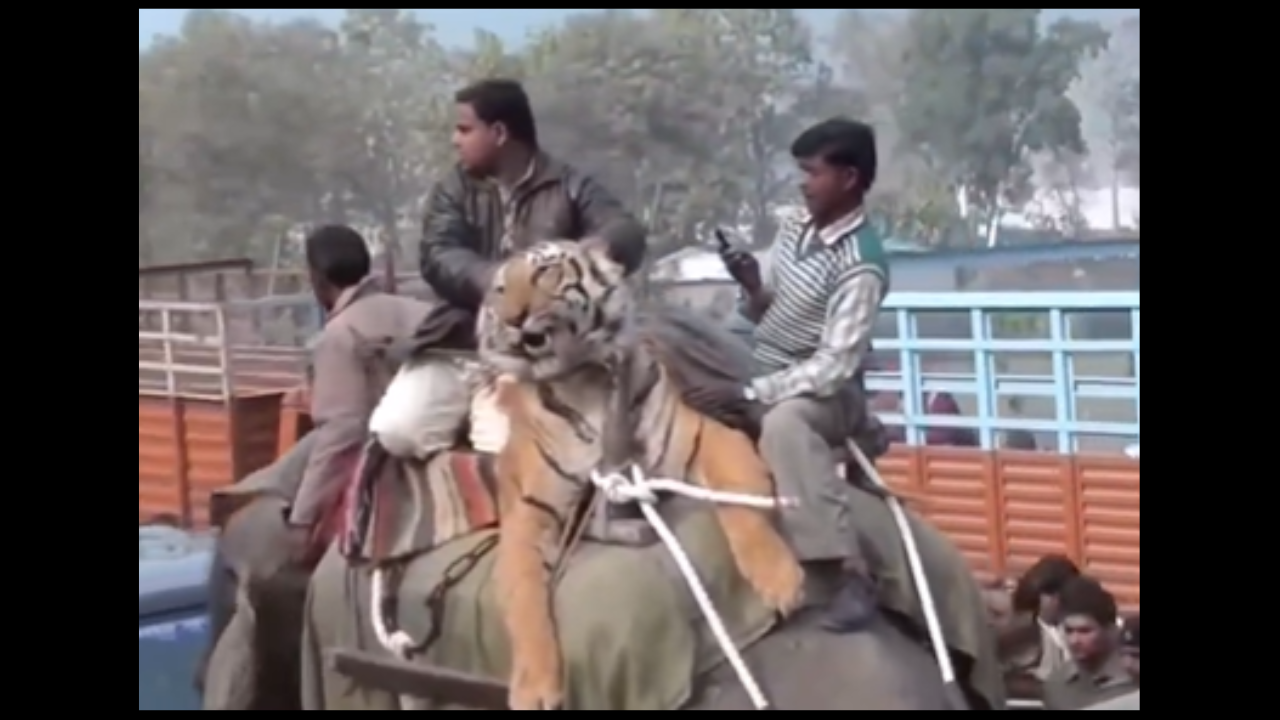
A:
[200, 225, 432, 709]
[367, 77, 647, 467]
[719, 117, 889, 634]
[300, 79, 646, 710]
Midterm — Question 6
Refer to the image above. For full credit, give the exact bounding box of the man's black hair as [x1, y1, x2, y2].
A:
[455, 78, 538, 147]
[304, 224, 370, 289]
[1058, 575, 1118, 627]
[1012, 554, 1080, 614]
[790, 117, 878, 191]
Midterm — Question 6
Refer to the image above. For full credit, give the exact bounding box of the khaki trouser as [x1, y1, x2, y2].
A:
[369, 358, 510, 458]
[758, 393, 861, 564]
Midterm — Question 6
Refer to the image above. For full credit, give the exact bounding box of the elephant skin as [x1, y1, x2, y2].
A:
[299, 543, 983, 711]
[199, 496, 310, 711]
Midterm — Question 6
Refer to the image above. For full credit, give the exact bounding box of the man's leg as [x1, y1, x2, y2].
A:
[370, 358, 470, 459]
[757, 395, 879, 633]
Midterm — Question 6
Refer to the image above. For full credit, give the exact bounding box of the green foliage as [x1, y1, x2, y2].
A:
[896, 9, 1108, 237]
[1074, 16, 1140, 187]
[138, 9, 1136, 265]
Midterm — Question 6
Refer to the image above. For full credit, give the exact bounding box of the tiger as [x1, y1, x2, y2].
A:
[476, 238, 805, 711]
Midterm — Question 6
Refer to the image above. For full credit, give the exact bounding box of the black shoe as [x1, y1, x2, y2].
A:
[821, 572, 879, 634]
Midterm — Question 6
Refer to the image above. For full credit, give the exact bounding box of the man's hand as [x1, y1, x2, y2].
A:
[715, 229, 762, 293]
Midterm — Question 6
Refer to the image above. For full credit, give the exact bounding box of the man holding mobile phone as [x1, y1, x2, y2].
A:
[720, 118, 888, 634]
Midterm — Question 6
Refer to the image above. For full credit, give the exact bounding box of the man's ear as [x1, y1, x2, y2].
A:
[842, 167, 861, 193]
[580, 237, 624, 284]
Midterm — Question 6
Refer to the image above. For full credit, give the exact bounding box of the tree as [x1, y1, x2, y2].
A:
[654, 9, 827, 247]
[1074, 15, 1140, 228]
[516, 10, 718, 260]
[329, 9, 455, 262]
[827, 11, 962, 247]
[138, 10, 351, 262]
[896, 9, 1108, 245]
[138, 9, 463, 265]
[828, 10, 910, 160]
[145, 7, 1034, 266]
[1028, 150, 1091, 234]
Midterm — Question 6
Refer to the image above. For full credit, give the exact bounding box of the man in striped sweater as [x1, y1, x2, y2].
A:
[723, 118, 887, 634]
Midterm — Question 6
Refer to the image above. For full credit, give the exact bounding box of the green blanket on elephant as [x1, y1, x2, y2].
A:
[302, 489, 1001, 710]
[387, 488, 1002, 711]
[393, 506, 778, 711]
[846, 485, 1005, 709]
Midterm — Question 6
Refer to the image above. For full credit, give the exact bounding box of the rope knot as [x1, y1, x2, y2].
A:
[590, 466, 658, 505]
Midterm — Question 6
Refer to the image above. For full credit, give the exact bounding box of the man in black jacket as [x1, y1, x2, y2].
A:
[370, 78, 646, 460]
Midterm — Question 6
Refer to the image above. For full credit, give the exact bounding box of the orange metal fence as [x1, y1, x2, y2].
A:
[880, 445, 1140, 608]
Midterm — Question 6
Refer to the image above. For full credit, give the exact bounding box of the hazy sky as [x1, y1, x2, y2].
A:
[138, 9, 1140, 48]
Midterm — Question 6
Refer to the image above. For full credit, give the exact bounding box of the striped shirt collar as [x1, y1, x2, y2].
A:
[801, 207, 866, 247]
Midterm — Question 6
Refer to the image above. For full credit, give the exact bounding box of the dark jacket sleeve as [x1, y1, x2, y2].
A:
[419, 172, 494, 311]
[570, 169, 647, 276]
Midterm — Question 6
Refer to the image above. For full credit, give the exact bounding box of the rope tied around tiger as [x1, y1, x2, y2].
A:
[590, 465, 797, 711]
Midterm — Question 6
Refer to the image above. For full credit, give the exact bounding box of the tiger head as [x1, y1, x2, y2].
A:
[478, 239, 633, 381]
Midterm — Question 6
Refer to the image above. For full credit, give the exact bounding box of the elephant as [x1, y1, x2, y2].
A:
[197, 434, 319, 711]
[201, 308, 1003, 711]
[297, 489, 1002, 711]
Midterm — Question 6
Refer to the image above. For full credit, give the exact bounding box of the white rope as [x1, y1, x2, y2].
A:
[590, 466, 795, 711]
[370, 568, 416, 658]
[371, 568, 436, 711]
[845, 440, 957, 686]
[594, 472, 798, 510]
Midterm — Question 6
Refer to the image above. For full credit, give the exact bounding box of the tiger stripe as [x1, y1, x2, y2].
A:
[482, 239, 805, 710]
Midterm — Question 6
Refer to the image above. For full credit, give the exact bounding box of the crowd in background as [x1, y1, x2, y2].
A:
[985, 554, 1139, 710]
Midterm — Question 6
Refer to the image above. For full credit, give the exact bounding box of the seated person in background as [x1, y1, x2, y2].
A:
[1000, 397, 1038, 451]
[1001, 429, 1039, 451]
[289, 225, 432, 557]
[1042, 576, 1138, 710]
[873, 383, 977, 446]
[923, 390, 978, 447]
[999, 555, 1080, 697]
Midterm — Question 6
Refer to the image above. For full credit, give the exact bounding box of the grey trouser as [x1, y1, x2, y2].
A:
[758, 393, 861, 565]
[727, 316, 876, 568]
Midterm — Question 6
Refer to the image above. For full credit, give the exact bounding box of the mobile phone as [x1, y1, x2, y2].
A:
[713, 228, 732, 252]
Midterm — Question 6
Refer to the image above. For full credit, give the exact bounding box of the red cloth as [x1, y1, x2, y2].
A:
[924, 391, 977, 447]
[305, 444, 360, 565]
[879, 391, 978, 447]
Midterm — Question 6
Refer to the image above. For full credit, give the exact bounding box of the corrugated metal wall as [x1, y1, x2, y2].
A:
[880, 446, 1140, 608]
[138, 394, 283, 527]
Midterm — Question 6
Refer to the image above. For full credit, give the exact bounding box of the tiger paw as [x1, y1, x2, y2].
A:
[508, 658, 564, 710]
[740, 534, 805, 616]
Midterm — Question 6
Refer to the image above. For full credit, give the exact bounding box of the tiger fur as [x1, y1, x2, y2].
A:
[476, 239, 805, 711]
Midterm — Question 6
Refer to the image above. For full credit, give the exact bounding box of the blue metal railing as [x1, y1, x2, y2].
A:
[869, 291, 1139, 453]
[222, 287, 1140, 454]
